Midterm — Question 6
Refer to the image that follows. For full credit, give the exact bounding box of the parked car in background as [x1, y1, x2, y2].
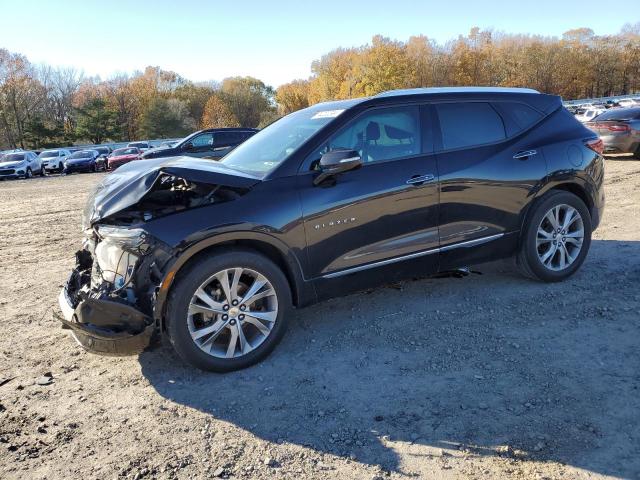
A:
[586, 107, 640, 157]
[107, 147, 142, 170]
[63, 150, 105, 174]
[93, 146, 112, 164]
[0, 151, 44, 179]
[39, 149, 72, 173]
[140, 128, 258, 161]
[617, 99, 638, 108]
[575, 107, 605, 123]
[160, 140, 179, 148]
[127, 141, 152, 151]
[58, 87, 605, 371]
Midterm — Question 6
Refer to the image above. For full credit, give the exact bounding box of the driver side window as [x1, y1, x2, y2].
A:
[309, 106, 421, 168]
[191, 133, 214, 148]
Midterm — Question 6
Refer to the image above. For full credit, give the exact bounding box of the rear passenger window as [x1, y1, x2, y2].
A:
[436, 102, 505, 150]
[492, 102, 544, 136]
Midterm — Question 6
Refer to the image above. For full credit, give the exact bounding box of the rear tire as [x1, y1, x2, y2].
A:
[166, 248, 292, 372]
[517, 191, 592, 282]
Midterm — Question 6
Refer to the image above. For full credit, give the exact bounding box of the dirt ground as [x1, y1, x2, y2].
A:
[0, 158, 639, 480]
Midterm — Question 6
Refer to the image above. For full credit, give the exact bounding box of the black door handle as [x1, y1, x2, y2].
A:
[406, 174, 435, 185]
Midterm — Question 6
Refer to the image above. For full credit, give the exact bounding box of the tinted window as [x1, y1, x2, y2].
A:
[215, 132, 242, 147]
[492, 102, 544, 136]
[316, 106, 421, 164]
[5, 153, 25, 161]
[436, 102, 505, 150]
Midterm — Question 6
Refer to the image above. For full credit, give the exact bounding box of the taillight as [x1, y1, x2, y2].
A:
[607, 124, 630, 132]
[585, 138, 604, 154]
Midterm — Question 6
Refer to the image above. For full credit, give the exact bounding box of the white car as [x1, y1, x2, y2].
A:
[39, 149, 72, 173]
[617, 99, 638, 108]
[575, 108, 605, 123]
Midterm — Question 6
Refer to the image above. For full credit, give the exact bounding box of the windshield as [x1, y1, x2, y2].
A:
[221, 108, 344, 174]
[69, 151, 92, 159]
[4, 153, 25, 162]
[113, 148, 137, 156]
[129, 142, 147, 148]
[39, 151, 59, 158]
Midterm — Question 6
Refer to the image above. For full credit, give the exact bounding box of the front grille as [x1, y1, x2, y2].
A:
[0, 169, 16, 175]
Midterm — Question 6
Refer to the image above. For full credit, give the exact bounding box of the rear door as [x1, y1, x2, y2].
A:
[299, 104, 440, 296]
[433, 100, 547, 265]
[211, 131, 242, 159]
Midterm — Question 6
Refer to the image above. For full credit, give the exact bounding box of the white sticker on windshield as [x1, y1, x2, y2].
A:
[311, 109, 345, 119]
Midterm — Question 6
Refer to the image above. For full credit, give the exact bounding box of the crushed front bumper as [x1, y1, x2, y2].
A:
[58, 270, 156, 356]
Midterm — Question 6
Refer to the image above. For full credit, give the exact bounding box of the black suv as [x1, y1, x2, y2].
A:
[58, 87, 605, 372]
[141, 128, 258, 161]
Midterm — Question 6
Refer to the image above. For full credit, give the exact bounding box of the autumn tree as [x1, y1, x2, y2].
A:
[275, 80, 310, 114]
[200, 94, 239, 128]
[219, 76, 275, 127]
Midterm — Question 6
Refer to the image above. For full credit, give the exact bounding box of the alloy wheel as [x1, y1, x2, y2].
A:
[536, 204, 584, 271]
[187, 268, 278, 359]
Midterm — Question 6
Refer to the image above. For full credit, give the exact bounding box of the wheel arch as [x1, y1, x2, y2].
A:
[154, 232, 315, 329]
[519, 180, 593, 246]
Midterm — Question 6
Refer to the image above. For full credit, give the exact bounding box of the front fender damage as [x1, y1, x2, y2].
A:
[61, 157, 260, 356]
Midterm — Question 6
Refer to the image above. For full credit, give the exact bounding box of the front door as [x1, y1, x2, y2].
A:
[184, 132, 217, 159]
[298, 105, 440, 298]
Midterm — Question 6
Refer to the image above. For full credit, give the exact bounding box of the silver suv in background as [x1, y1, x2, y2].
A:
[0, 151, 44, 179]
[39, 149, 72, 173]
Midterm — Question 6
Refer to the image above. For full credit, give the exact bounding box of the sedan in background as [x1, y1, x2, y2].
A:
[0, 151, 44, 179]
[64, 150, 105, 174]
[586, 107, 640, 158]
[107, 147, 142, 170]
[39, 149, 72, 173]
[141, 128, 258, 161]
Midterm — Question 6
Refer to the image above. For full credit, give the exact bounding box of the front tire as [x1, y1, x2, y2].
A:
[166, 249, 292, 372]
[517, 191, 592, 282]
[24, 168, 33, 179]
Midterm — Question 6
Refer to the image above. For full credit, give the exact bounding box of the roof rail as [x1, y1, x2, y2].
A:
[374, 87, 540, 98]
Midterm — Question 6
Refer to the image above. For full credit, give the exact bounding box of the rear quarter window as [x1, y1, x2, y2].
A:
[435, 102, 506, 150]
[492, 102, 544, 136]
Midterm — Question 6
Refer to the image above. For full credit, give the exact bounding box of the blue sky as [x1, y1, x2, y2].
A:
[0, 0, 635, 87]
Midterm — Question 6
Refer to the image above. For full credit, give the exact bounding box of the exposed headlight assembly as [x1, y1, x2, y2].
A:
[96, 225, 148, 249]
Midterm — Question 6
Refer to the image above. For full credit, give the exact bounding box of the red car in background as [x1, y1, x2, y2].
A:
[107, 147, 142, 170]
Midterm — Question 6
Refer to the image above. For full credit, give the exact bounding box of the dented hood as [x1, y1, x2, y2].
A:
[82, 156, 261, 228]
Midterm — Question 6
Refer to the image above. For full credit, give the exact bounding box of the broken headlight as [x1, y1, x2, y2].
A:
[96, 225, 147, 249]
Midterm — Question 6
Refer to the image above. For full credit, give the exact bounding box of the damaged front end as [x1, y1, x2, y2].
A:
[58, 157, 259, 355]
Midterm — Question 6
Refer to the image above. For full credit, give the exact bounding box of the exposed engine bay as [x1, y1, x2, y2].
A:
[104, 173, 246, 225]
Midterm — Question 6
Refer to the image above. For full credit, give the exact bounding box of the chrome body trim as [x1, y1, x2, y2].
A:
[321, 233, 505, 278]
